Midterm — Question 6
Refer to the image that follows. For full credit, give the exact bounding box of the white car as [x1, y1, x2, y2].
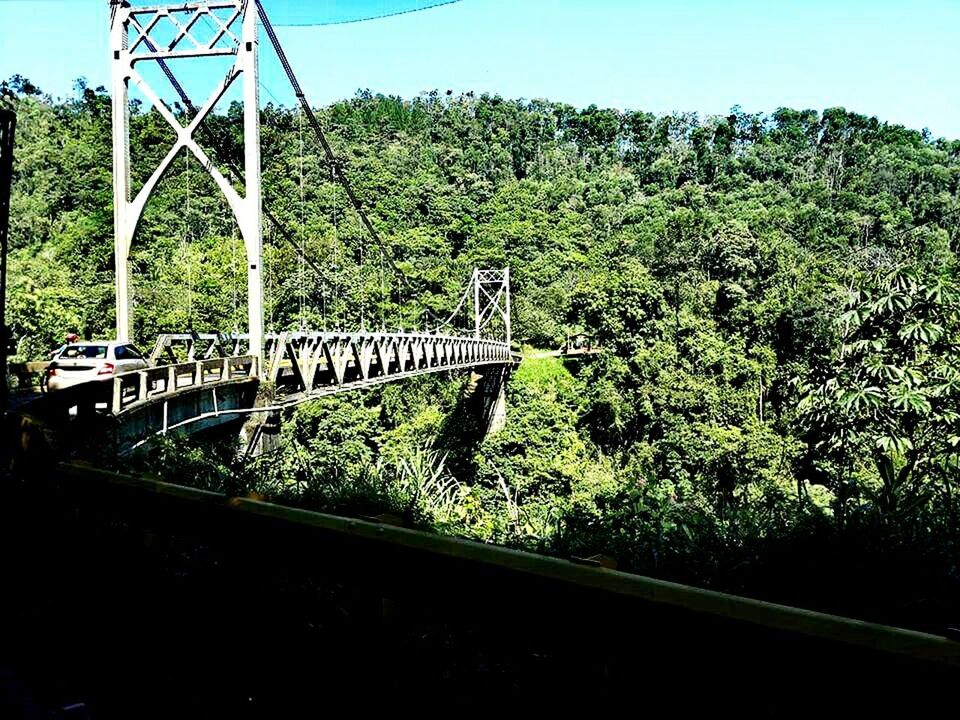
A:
[45, 341, 150, 392]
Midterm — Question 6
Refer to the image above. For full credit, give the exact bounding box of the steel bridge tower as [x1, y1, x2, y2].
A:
[109, 0, 264, 361]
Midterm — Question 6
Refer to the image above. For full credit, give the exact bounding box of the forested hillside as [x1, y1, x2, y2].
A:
[5, 74, 960, 626]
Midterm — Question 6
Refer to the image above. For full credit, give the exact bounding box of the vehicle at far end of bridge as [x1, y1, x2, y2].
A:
[45, 341, 149, 392]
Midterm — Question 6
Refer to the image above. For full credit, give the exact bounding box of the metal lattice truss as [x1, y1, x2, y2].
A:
[126, 2, 243, 60]
[127, 266, 516, 417]
[111, 1, 264, 356]
[132, 329, 514, 414]
[262, 331, 513, 399]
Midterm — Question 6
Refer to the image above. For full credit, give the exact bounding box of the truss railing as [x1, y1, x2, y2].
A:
[262, 331, 513, 397]
[119, 329, 514, 416]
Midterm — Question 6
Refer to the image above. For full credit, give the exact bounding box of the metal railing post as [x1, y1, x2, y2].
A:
[112, 378, 123, 413]
[137, 370, 148, 402]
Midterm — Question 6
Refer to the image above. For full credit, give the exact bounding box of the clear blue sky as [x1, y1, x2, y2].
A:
[1, 0, 957, 138]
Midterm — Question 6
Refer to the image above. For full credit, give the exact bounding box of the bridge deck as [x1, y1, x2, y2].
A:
[13, 330, 518, 456]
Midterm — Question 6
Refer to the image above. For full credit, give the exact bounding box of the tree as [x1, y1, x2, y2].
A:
[798, 265, 960, 524]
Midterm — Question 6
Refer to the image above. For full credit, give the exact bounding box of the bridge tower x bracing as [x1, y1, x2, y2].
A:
[472, 268, 511, 346]
[110, 0, 264, 363]
[470, 267, 511, 434]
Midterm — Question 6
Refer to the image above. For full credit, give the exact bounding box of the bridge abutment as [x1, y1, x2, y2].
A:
[472, 365, 510, 437]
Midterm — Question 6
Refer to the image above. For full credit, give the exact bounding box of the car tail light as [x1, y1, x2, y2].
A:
[98, 363, 116, 376]
[46, 367, 60, 377]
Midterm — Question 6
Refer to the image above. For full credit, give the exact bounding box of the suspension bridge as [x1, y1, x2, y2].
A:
[6, 5, 960, 706]
[13, 0, 519, 457]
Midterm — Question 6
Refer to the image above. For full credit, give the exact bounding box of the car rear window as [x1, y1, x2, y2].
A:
[60, 345, 108, 360]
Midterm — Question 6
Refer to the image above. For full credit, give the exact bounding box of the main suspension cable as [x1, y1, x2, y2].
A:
[298, 106, 307, 330]
[137, 4, 424, 330]
[427, 280, 473, 334]
[262, 0, 462, 27]
[332, 164, 342, 331]
[255, 0, 401, 277]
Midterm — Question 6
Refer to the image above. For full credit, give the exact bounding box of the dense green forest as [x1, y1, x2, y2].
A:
[5, 74, 960, 627]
